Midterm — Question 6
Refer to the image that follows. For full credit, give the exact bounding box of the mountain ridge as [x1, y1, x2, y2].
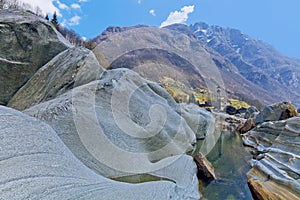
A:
[188, 22, 300, 105]
[92, 23, 300, 108]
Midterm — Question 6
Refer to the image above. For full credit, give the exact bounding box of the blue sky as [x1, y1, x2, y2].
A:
[20, 0, 300, 58]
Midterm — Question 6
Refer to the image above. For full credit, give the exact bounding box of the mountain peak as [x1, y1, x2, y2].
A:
[92, 24, 148, 43]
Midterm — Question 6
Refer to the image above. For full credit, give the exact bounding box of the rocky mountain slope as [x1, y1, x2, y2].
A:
[92, 26, 286, 109]
[188, 22, 300, 106]
[92, 24, 300, 108]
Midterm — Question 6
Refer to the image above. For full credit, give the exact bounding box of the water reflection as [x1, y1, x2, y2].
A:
[111, 174, 172, 183]
[195, 131, 253, 200]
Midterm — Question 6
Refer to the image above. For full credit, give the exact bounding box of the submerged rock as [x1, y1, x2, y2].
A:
[0, 9, 70, 105]
[8, 47, 103, 110]
[215, 112, 244, 132]
[242, 117, 300, 199]
[0, 106, 198, 200]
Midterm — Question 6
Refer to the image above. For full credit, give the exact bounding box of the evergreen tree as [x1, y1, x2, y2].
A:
[45, 14, 49, 21]
[51, 11, 59, 29]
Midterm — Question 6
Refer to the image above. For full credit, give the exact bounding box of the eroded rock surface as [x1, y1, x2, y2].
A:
[242, 117, 300, 199]
[193, 153, 216, 182]
[8, 47, 103, 110]
[22, 68, 205, 199]
[238, 102, 298, 133]
[25, 68, 196, 171]
[254, 101, 298, 124]
[0, 9, 71, 105]
[0, 106, 199, 200]
[179, 103, 215, 139]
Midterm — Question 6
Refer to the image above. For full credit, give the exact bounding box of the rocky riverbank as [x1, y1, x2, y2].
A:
[237, 102, 300, 199]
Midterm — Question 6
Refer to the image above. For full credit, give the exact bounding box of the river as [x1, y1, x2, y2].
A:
[196, 130, 253, 200]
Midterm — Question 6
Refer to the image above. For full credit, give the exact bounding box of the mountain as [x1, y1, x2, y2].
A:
[92, 25, 298, 108]
[92, 25, 148, 43]
[188, 22, 300, 106]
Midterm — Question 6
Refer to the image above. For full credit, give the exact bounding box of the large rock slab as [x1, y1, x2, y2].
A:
[254, 101, 298, 124]
[0, 106, 199, 199]
[8, 47, 103, 110]
[242, 117, 300, 199]
[0, 9, 71, 105]
[238, 102, 298, 133]
[179, 103, 215, 139]
[23, 68, 204, 198]
[193, 153, 216, 182]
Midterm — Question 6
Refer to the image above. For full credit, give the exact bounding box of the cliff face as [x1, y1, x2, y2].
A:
[0, 9, 71, 105]
[189, 22, 300, 107]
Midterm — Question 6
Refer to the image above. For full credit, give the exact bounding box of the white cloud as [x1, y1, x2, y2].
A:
[71, 3, 81, 9]
[78, 0, 88, 2]
[160, 5, 195, 27]
[18, 0, 60, 15]
[56, 0, 68, 10]
[69, 15, 81, 26]
[149, 9, 156, 16]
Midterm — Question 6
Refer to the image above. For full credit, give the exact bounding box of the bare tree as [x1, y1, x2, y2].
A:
[8, 0, 20, 9]
[21, 2, 32, 11]
[58, 26, 85, 46]
[0, 0, 41, 18]
[35, 6, 43, 17]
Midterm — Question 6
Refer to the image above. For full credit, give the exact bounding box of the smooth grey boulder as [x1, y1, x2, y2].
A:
[24, 68, 200, 198]
[244, 106, 258, 119]
[179, 103, 215, 139]
[254, 101, 298, 124]
[0, 9, 71, 105]
[8, 47, 103, 110]
[0, 106, 200, 200]
[242, 117, 300, 199]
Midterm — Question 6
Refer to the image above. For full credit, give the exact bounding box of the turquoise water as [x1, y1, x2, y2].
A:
[197, 131, 253, 200]
[111, 131, 254, 200]
[111, 174, 172, 183]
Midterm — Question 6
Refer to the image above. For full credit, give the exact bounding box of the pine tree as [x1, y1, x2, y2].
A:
[45, 14, 49, 21]
[51, 11, 59, 29]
